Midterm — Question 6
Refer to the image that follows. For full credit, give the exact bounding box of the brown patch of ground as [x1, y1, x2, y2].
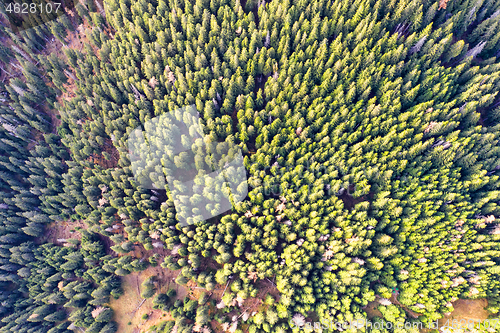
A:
[254, 278, 280, 302]
[51, 10, 111, 109]
[339, 185, 373, 210]
[66, 26, 89, 52]
[108, 243, 226, 332]
[142, 273, 280, 333]
[131, 243, 170, 265]
[41, 12, 98, 58]
[363, 301, 383, 319]
[88, 138, 120, 168]
[49, 18, 121, 168]
[109, 265, 187, 333]
[39, 220, 87, 245]
[43, 18, 92, 137]
[199, 255, 223, 272]
[439, 299, 490, 322]
[53, 24, 91, 110]
[56, 77, 78, 105]
[43, 103, 62, 132]
[41, 36, 64, 58]
[202, 278, 278, 333]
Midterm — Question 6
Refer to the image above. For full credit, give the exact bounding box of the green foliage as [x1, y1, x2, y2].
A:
[0, 233, 121, 332]
[2, 0, 500, 332]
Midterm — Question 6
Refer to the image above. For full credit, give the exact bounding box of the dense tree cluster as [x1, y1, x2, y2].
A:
[1, 0, 500, 331]
[0, 230, 122, 333]
[147, 294, 214, 333]
[0, 4, 135, 332]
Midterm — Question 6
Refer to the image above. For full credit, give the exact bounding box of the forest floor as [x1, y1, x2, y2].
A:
[108, 256, 280, 333]
[438, 298, 490, 323]
[108, 246, 217, 332]
[108, 264, 181, 333]
[38, 219, 87, 245]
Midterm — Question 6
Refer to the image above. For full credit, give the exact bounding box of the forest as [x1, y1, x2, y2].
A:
[1, 0, 500, 332]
